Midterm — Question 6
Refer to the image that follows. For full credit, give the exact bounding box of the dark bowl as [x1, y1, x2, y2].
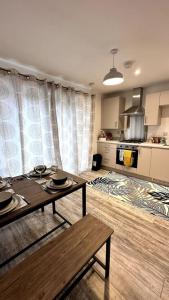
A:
[51, 174, 67, 185]
[0, 192, 13, 209]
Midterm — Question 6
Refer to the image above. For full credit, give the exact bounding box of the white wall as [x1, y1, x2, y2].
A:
[92, 93, 101, 153]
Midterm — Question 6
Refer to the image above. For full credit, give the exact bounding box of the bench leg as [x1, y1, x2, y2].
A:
[105, 237, 111, 278]
[41, 207, 44, 212]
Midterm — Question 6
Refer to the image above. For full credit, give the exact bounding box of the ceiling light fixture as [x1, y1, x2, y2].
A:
[134, 68, 141, 76]
[103, 48, 124, 86]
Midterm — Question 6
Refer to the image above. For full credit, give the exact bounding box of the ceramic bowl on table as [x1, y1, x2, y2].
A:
[46, 178, 73, 190]
[0, 191, 13, 209]
[0, 193, 20, 216]
[50, 174, 67, 185]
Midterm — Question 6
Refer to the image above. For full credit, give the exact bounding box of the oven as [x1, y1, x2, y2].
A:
[116, 144, 138, 168]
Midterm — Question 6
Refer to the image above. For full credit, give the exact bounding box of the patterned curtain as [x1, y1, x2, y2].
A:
[0, 71, 94, 176]
[0, 72, 62, 176]
[54, 88, 94, 174]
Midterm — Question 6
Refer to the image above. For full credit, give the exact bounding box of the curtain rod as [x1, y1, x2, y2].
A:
[0, 66, 94, 96]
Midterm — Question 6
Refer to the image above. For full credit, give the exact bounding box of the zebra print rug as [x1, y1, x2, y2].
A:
[88, 171, 169, 220]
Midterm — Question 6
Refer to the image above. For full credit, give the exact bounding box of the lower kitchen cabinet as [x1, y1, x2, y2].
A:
[115, 164, 123, 170]
[122, 165, 137, 174]
[115, 161, 137, 173]
[97, 142, 169, 183]
[150, 148, 169, 182]
[137, 147, 152, 177]
[97, 143, 116, 168]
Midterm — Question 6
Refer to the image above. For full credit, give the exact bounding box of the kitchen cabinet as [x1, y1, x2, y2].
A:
[101, 96, 125, 129]
[137, 147, 152, 177]
[150, 148, 169, 182]
[98, 142, 136, 173]
[115, 164, 123, 170]
[97, 142, 169, 183]
[144, 92, 161, 125]
[159, 90, 169, 106]
[97, 142, 116, 168]
[121, 165, 137, 174]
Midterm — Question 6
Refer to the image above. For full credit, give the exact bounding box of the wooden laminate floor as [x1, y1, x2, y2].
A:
[0, 169, 169, 300]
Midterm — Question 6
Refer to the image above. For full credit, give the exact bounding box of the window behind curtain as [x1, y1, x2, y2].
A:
[0, 74, 59, 176]
[55, 89, 94, 174]
[0, 72, 93, 176]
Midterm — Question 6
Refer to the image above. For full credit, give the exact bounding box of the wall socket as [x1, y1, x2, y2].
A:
[163, 132, 168, 137]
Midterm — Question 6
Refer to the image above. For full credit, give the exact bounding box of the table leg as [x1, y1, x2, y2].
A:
[52, 201, 56, 214]
[82, 183, 86, 217]
[105, 237, 111, 278]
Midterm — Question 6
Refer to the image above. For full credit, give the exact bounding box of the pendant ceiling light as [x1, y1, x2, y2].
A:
[103, 49, 124, 86]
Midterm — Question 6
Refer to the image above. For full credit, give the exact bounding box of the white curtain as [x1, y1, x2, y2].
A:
[0, 71, 94, 176]
[0, 72, 62, 176]
[55, 88, 94, 174]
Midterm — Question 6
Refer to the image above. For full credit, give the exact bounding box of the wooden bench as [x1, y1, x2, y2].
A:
[0, 214, 114, 300]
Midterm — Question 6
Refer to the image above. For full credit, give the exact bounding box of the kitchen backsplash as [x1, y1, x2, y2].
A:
[103, 129, 121, 140]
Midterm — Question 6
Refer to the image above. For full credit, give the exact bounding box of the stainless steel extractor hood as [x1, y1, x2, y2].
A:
[121, 87, 144, 116]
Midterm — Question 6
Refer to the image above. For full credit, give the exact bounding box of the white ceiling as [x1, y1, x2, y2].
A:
[0, 0, 169, 92]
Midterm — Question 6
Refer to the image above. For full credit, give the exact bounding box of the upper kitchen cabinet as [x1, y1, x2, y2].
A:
[159, 90, 169, 106]
[144, 92, 161, 126]
[101, 96, 125, 129]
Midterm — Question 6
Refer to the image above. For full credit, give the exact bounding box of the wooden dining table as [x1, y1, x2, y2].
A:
[0, 169, 87, 268]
